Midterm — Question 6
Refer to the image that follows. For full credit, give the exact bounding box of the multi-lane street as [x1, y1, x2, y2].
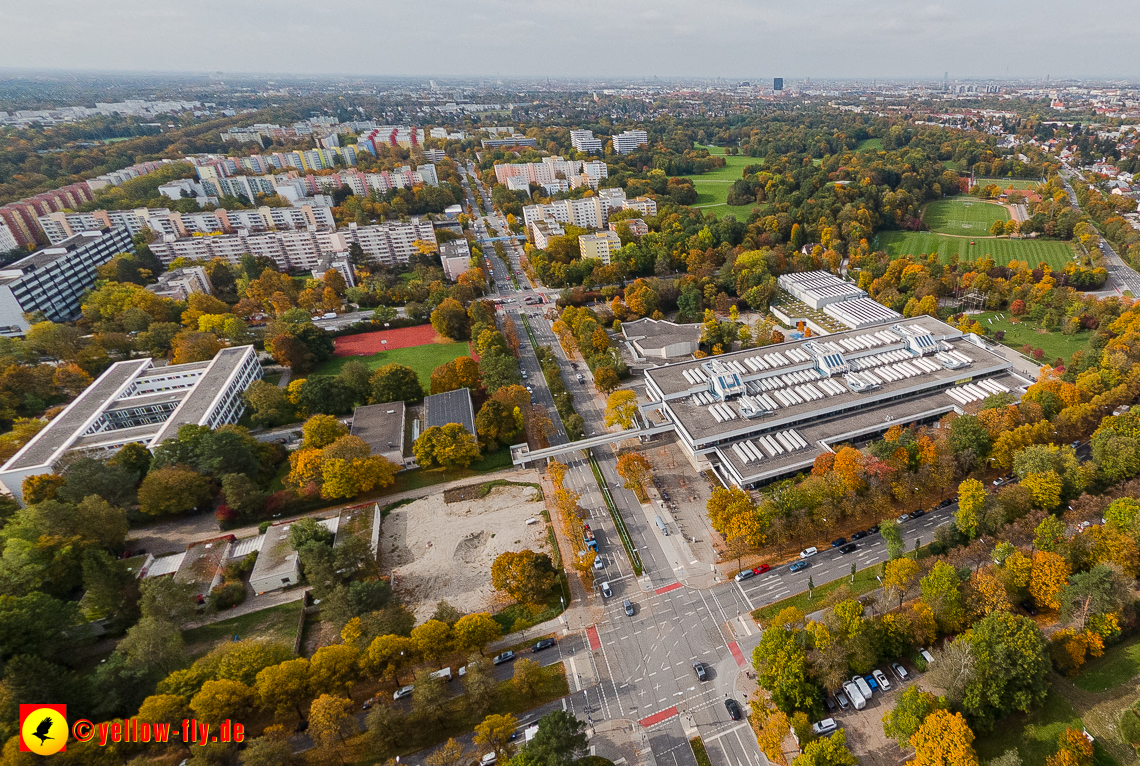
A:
[1059, 168, 1140, 296]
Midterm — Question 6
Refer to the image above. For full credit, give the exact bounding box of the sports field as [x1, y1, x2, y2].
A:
[923, 198, 1009, 235]
[317, 326, 471, 387]
[975, 178, 1041, 190]
[973, 311, 1090, 363]
[855, 137, 883, 152]
[875, 231, 1077, 270]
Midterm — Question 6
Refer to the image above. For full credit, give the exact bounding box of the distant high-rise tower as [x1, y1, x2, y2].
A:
[944, 71, 949, 91]
[773, 77, 783, 91]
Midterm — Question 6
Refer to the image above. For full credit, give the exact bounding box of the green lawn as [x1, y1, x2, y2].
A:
[874, 230, 1077, 270]
[974, 688, 1121, 766]
[752, 565, 882, 623]
[856, 137, 883, 152]
[683, 152, 756, 181]
[942, 159, 961, 170]
[924, 198, 1010, 235]
[976, 177, 1041, 190]
[182, 599, 304, 657]
[1073, 635, 1140, 692]
[974, 311, 1090, 364]
[314, 340, 471, 388]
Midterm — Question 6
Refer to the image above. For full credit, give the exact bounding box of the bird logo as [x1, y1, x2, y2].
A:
[19, 705, 67, 755]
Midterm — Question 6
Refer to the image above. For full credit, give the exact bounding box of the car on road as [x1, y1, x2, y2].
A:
[601, 581, 613, 598]
[812, 719, 838, 736]
[734, 569, 756, 582]
[897, 514, 910, 523]
[753, 564, 770, 575]
[869, 524, 881, 535]
[872, 669, 891, 691]
[623, 599, 635, 616]
[938, 499, 953, 509]
[891, 662, 908, 682]
[789, 560, 810, 573]
[835, 690, 850, 710]
[693, 662, 708, 682]
[800, 547, 818, 558]
[839, 543, 858, 554]
[851, 530, 867, 540]
[912, 509, 925, 518]
[531, 639, 556, 653]
[492, 651, 516, 665]
[725, 699, 743, 721]
[593, 555, 605, 570]
[831, 537, 847, 548]
[393, 685, 415, 700]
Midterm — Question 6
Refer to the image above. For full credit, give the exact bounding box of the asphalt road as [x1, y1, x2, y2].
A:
[1059, 168, 1140, 296]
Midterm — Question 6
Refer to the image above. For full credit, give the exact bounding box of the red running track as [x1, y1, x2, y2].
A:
[333, 324, 440, 356]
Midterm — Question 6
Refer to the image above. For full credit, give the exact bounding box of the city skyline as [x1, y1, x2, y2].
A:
[3, 0, 1140, 79]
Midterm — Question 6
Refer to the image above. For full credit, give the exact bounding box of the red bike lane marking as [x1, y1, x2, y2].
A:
[586, 625, 601, 650]
[728, 641, 746, 667]
[638, 706, 678, 728]
[654, 582, 682, 595]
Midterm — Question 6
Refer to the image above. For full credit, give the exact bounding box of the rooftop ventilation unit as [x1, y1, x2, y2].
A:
[845, 372, 880, 392]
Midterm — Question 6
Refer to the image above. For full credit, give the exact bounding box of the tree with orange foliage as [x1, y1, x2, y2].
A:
[910, 710, 978, 766]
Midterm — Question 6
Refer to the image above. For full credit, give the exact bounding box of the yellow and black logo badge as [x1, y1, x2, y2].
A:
[20, 704, 67, 755]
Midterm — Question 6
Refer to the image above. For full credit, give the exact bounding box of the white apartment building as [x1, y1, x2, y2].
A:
[0, 346, 262, 503]
[440, 239, 473, 282]
[531, 220, 565, 250]
[0, 227, 132, 336]
[578, 231, 622, 265]
[612, 129, 649, 154]
[570, 130, 604, 155]
[148, 221, 436, 271]
[39, 205, 335, 245]
[494, 157, 608, 188]
[145, 266, 213, 301]
[0, 221, 18, 252]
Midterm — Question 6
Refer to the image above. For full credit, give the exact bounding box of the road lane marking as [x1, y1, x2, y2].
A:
[704, 722, 752, 742]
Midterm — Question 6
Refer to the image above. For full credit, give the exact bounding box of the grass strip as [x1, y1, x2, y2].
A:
[690, 737, 713, 766]
[587, 452, 643, 575]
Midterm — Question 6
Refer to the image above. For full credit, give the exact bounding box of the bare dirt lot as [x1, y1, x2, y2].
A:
[382, 484, 548, 621]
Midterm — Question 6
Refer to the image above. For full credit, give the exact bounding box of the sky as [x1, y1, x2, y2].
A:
[4, 0, 1140, 81]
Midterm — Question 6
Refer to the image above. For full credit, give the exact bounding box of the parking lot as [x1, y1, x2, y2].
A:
[816, 657, 930, 764]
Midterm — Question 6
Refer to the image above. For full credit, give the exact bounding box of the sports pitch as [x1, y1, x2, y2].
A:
[923, 198, 1010, 235]
[874, 231, 1077, 271]
[975, 178, 1040, 191]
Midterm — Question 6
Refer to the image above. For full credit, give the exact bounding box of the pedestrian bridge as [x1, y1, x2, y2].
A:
[510, 423, 675, 466]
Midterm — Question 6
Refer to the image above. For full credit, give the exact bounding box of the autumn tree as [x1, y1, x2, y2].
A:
[431, 298, 471, 340]
[491, 550, 557, 606]
[475, 399, 523, 451]
[413, 423, 482, 469]
[921, 561, 965, 634]
[884, 558, 922, 609]
[956, 479, 986, 539]
[604, 389, 639, 429]
[594, 367, 620, 394]
[475, 713, 520, 763]
[190, 679, 255, 724]
[308, 694, 358, 753]
[615, 452, 652, 493]
[961, 611, 1050, 729]
[369, 363, 425, 404]
[792, 729, 858, 766]
[137, 465, 211, 516]
[882, 686, 946, 749]
[910, 710, 978, 766]
[753, 625, 819, 715]
[880, 518, 905, 560]
[255, 657, 311, 721]
[1028, 550, 1070, 612]
[452, 613, 501, 655]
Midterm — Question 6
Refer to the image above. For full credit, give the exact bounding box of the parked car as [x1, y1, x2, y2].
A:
[725, 699, 743, 721]
[869, 524, 881, 535]
[812, 719, 838, 736]
[694, 662, 708, 682]
[601, 581, 613, 598]
[831, 537, 847, 548]
[919, 648, 934, 664]
[851, 530, 867, 540]
[843, 682, 866, 710]
[800, 547, 818, 558]
[753, 564, 771, 575]
[492, 651, 516, 665]
[835, 690, 850, 710]
[864, 674, 878, 692]
[789, 560, 810, 573]
[623, 599, 635, 617]
[481, 753, 498, 766]
[734, 569, 756, 582]
[393, 685, 415, 700]
[872, 669, 891, 691]
[891, 662, 909, 682]
[853, 675, 873, 699]
[839, 543, 858, 554]
[912, 509, 925, 518]
[531, 639, 556, 653]
[898, 514, 910, 523]
[823, 697, 837, 714]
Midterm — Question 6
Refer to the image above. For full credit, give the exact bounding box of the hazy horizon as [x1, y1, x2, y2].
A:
[3, 0, 1140, 81]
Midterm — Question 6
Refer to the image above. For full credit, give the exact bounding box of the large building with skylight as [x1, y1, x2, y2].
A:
[640, 315, 1032, 489]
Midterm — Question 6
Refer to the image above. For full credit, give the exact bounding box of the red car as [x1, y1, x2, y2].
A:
[752, 564, 770, 575]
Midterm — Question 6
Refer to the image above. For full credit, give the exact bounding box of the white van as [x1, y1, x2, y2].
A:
[430, 667, 453, 682]
[843, 681, 866, 710]
[852, 675, 873, 699]
[655, 516, 669, 536]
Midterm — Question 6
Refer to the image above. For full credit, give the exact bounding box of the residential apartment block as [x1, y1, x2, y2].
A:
[38, 204, 335, 245]
[570, 129, 604, 155]
[0, 226, 132, 336]
[522, 189, 656, 242]
[611, 218, 648, 236]
[480, 136, 539, 149]
[440, 239, 473, 282]
[0, 221, 17, 253]
[148, 221, 436, 271]
[0, 346, 261, 502]
[578, 231, 622, 265]
[493, 157, 607, 193]
[612, 129, 649, 155]
[145, 266, 213, 301]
